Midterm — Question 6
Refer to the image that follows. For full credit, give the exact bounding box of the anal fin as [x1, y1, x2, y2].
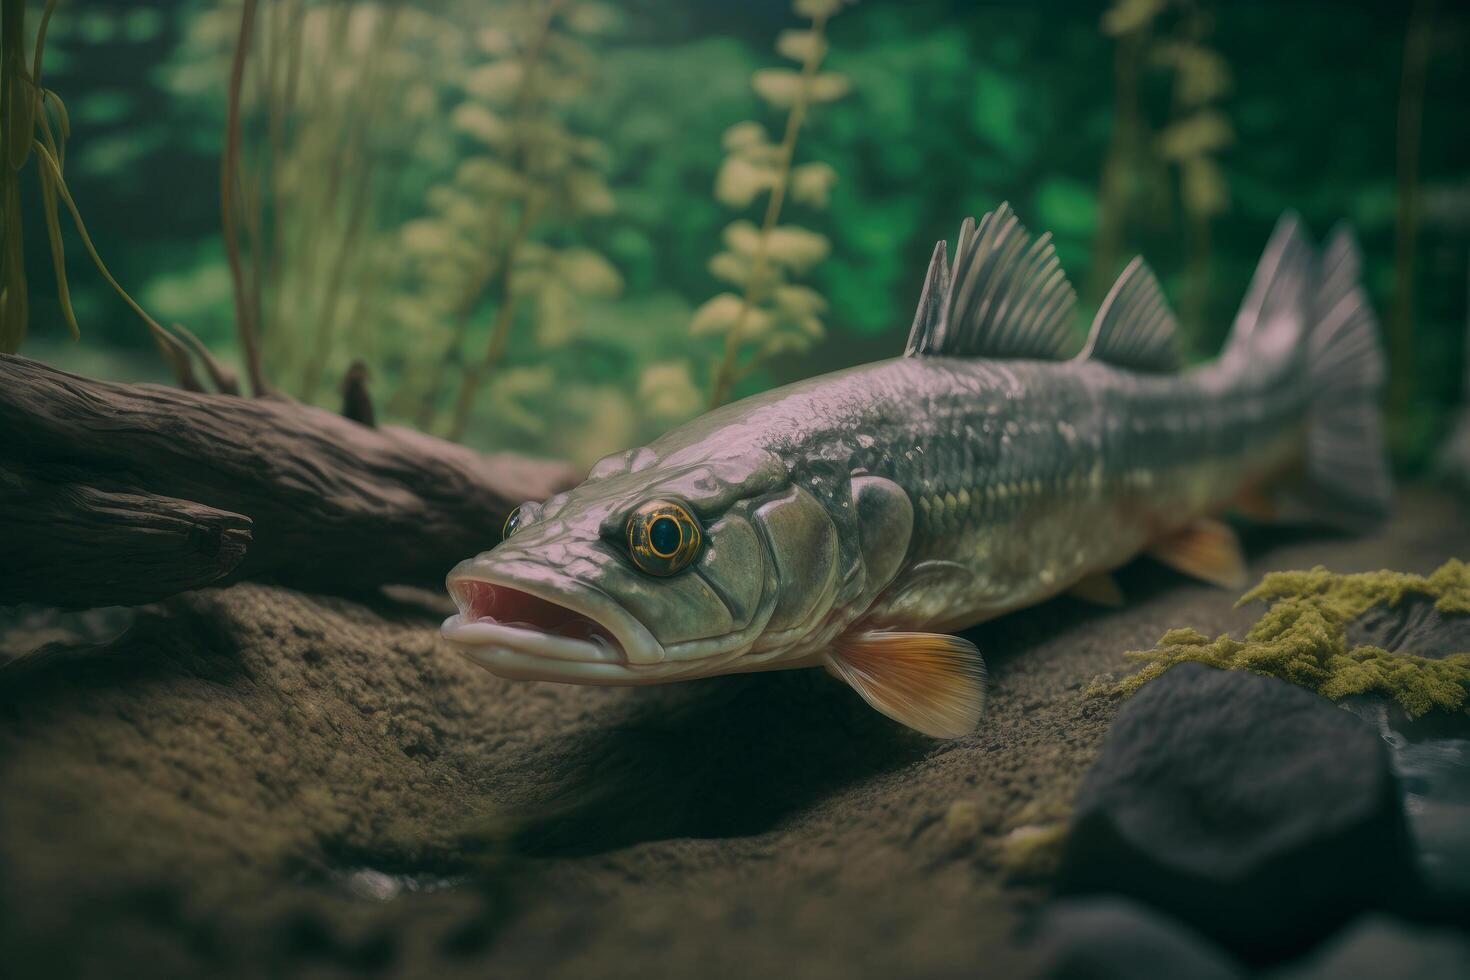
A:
[1067, 572, 1125, 607]
[1147, 518, 1248, 589]
[826, 631, 986, 739]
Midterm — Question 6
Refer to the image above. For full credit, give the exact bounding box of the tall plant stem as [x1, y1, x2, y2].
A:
[223, 0, 266, 395]
[707, 12, 830, 410]
[1086, 30, 1144, 308]
[445, 192, 544, 442]
[437, 0, 569, 440]
[1389, 0, 1434, 419]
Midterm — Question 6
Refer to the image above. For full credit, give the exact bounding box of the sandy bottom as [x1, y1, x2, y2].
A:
[1, 489, 1465, 980]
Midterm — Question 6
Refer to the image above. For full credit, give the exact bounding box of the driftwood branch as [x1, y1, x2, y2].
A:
[0, 354, 577, 608]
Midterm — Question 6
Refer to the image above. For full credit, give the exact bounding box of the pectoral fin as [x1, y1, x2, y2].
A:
[1147, 518, 1248, 589]
[826, 631, 986, 739]
[1067, 572, 1125, 607]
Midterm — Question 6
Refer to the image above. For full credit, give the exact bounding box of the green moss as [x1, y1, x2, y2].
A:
[1107, 560, 1470, 718]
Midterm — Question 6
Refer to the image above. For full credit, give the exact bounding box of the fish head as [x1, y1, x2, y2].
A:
[440, 444, 891, 683]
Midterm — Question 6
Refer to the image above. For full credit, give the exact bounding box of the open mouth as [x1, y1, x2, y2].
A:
[442, 578, 628, 665]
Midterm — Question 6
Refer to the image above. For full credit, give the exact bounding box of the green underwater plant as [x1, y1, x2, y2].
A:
[695, 0, 852, 409]
[1089, 0, 1232, 332]
[165, 0, 621, 431]
[1152, 0, 1232, 333]
[1105, 561, 1470, 718]
[0, 0, 172, 359]
[421, 0, 623, 440]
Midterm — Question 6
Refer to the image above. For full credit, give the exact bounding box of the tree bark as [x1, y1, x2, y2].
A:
[0, 354, 577, 608]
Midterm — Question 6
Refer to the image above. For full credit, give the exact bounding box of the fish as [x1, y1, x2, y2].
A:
[441, 203, 1391, 739]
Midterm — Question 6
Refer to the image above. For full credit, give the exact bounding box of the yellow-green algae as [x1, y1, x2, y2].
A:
[1105, 560, 1470, 718]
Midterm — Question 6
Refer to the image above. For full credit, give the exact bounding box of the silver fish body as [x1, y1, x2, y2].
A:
[442, 206, 1390, 737]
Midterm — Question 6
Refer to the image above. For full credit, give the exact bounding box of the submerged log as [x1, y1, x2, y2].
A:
[0, 354, 577, 608]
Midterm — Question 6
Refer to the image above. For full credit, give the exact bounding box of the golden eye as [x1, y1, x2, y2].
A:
[626, 500, 702, 576]
[502, 505, 524, 541]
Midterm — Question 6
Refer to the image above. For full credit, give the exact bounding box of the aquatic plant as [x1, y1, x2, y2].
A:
[1105, 560, 1470, 718]
[1388, 0, 1436, 423]
[0, 0, 172, 359]
[1153, 1, 1232, 333]
[418, 0, 622, 441]
[695, 0, 853, 409]
[1089, 0, 1232, 331]
[1087, 0, 1162, 308]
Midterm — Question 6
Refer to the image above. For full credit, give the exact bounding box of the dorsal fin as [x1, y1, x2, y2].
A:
[1081, 257, 1183, 372]
[904, 202, 1078, 360]
[905, 240, 950, 354]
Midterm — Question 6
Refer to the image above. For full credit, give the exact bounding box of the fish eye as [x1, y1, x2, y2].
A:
[502, 505, 524, 541]
[626, 500, 702, 576]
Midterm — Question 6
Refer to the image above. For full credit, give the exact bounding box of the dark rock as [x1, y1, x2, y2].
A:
[1348, 594, 1470, 662]
[1273, 915, 1470, 979]
[1341, 593, 1470, 901]
[1031, 898, 1243, 980]
[1058, 664, 1418, 962]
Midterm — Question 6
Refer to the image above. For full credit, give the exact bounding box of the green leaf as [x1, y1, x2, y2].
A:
[565, 2, 623, 35]
[464, 61, 524, 101]
[455, 157, 526, 196]
[808, 72, 851, 103]
[637, 360, 703, 420]
[790, 161, 838, 208]
[773, 284, 828, 317]
[1157, 110, 1234, 161]
[450, 102, 510, 145]
[722, 219, 763, 256]
[401, 219, 456, 255]
[752, 68, 803, 108]
[556, 248, 624, 297]
[715, 156, 779, 208]
[566, 169, 617, 216]
[794, 0, 844, 18]
[1101, 0, 1166, 37]
[475, 28, 515, 56]
[765, 225, 830, 272]
[708, 250, 752, 286]
[722, 121, 768, 153]
[690, 292, 771, 339]
[776, 29, 826, 64]
[1181, 157, 1229, 217]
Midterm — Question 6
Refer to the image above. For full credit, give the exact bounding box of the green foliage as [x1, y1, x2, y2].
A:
[695, 0, 854, 408]
[1105, 561, 1470, 718]
[0, 0, 167, 356]
[15, 1, 1467, 473]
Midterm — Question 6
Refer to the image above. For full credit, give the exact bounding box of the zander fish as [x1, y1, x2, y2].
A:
[441, 204, 1391, 738]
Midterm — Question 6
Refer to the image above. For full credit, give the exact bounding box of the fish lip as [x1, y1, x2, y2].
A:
[439, 617, 626, 665]
[442, 558, 665, 666]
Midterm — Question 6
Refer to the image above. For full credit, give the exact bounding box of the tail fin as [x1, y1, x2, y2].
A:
[1227, 215, 1393, 530]
[1301, 226, 1393, 528]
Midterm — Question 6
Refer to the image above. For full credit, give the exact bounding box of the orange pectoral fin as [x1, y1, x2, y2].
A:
[1146, 517, 1248, 589]
[825, 631, 986, 739]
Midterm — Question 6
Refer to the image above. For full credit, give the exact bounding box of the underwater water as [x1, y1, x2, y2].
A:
[6, 0, 1466, 469]
[2, 2, 1469, 979]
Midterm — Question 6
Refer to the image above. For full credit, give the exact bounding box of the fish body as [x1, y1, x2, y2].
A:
[443, 205, 1391, 737]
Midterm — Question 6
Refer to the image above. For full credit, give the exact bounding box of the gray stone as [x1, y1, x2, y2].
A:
[1274, 915, 1470, 979]
[1059, 664, 1418, 961]
[1031, 898, 1243, 980]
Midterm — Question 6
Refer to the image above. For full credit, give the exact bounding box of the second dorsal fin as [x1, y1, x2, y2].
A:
[904, 203, 1078, 361]
[1082, 257, 1183, 372]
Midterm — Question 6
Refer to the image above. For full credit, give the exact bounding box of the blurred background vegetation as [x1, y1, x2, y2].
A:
[6, 0, 1467, 472]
